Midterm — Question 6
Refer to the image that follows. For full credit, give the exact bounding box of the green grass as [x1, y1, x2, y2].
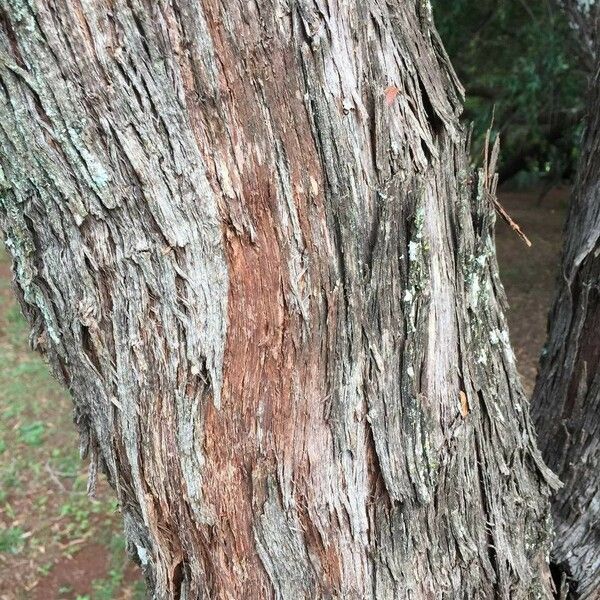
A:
[0, 250, 144, 597]
[18, 421, 46, 446]
[91, 535, 129, 600]
[0, 526, 24, 554]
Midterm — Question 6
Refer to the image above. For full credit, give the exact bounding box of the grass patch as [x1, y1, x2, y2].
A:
[0, 249, 142, 596]
[18, 420, 46, 446]
[90, 534, 145, 600]
[0, 526, 24, 554]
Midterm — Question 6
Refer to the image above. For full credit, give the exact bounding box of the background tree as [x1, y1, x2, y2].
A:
[0, 1, 558, 598]
[532, 2, 600, 598]
[434, 0, 585, 185]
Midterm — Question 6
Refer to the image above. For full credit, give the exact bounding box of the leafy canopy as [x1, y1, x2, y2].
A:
[433, 0, 586, 184]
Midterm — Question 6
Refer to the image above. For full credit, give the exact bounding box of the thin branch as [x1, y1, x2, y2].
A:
[488, 192, 532, 247]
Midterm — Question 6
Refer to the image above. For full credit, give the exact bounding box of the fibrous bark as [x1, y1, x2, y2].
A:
[532, 4, 600, 598]
[0, 1, 557, 598]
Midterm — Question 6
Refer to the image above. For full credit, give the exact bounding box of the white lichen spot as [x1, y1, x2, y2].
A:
[476, 350, 488, 365]
[403, 288, 414, 303]
[136, 544, 150, 566]
[576, 0, 596, 12]
[91, 165, 109, 189]
[408, 240, 420, 261]
[469, 275, 481, 306]
[407, 365, 415, 378]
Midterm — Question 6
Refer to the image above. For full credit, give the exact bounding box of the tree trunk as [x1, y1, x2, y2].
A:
[0, 2, 557, 598]
[532, 5, 600, 598]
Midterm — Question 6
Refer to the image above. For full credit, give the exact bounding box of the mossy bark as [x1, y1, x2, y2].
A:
[0, 1, 556, 598]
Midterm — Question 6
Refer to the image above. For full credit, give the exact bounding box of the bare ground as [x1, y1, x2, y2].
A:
[495, 186, 569, 396]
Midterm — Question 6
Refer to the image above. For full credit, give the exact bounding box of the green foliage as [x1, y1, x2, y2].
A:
[0, 526, 24, 554]
[433, 0, 585, 184]
[89, 534, 146, 600]
[18, 420, 45, 446]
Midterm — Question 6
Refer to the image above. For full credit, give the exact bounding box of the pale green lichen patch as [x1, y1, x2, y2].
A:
[65, 125, 111, 196]
[464, 251, 490, 308]
[404, 200, 430, 333]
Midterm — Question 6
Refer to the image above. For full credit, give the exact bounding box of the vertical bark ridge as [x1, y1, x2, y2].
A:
[0, 1, 558, 598]
[532, 59, 600, 598]
[0, 1, 229, 595]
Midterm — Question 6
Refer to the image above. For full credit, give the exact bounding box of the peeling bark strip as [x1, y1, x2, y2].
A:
[533, 5, 600, 597]
[0, 2, 558, 598]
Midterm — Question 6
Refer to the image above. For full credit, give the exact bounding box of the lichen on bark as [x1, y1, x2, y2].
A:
[0, 1, 558, 598]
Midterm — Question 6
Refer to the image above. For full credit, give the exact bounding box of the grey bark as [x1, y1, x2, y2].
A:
[0, 1, 558, 598]
[532, 3, 600, 598]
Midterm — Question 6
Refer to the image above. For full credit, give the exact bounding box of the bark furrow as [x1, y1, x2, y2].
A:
[0, 1, 557, 598]
[532, 27, 600, 599]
